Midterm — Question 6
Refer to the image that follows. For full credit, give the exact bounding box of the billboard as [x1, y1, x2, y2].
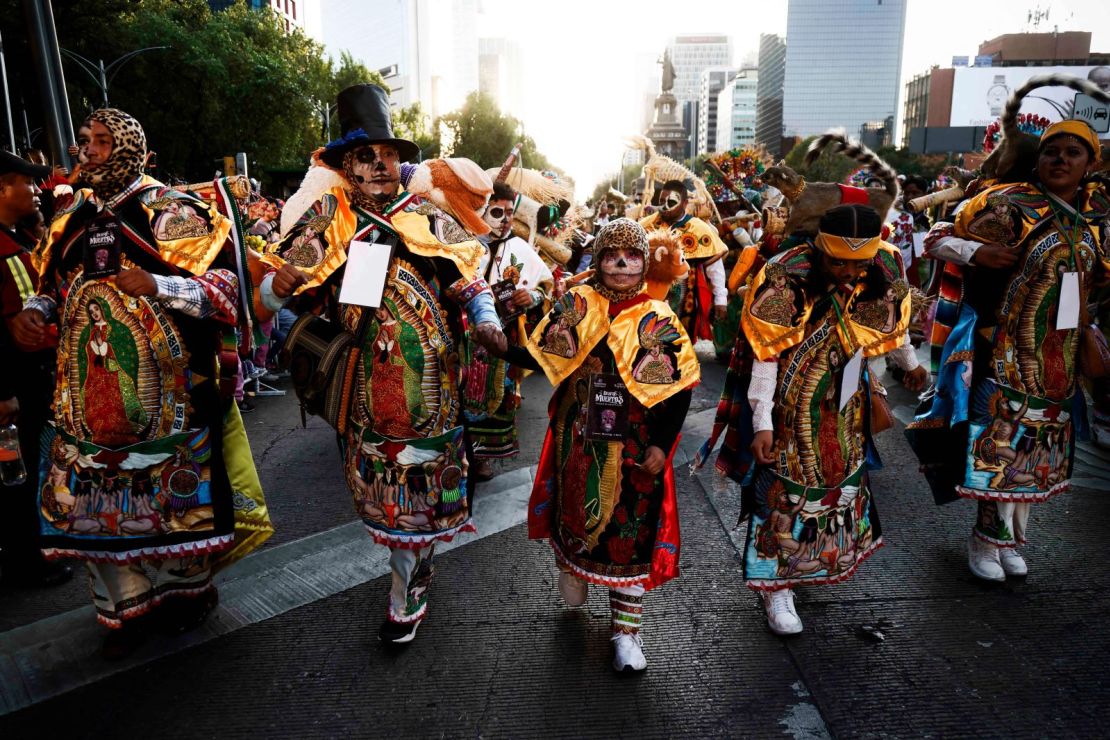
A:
[948, 65, 1110, 127]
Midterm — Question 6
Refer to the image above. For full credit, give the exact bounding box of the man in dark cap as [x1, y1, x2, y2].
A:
[263, 83, 506, 644]
[0, 151, 73, 589]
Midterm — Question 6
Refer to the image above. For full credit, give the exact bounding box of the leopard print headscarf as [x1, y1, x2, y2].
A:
[590, 218, 649, 301]
[77, 108, 147, 199]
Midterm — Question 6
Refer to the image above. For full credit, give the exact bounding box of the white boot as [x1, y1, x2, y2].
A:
[558, 571, 588, 607]
[999, 547, 1028, 576]
[968, 534, 1005, 582]
[611, 632, 647, 672]
[762, 588, 803, 635]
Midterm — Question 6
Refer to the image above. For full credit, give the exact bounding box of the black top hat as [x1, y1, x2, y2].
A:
[319, 84, 420, 168]
[0, 150, 52, 179]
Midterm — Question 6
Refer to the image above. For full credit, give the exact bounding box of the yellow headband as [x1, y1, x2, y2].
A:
[1040, 120, 1102, 163]
[815, 232, 881, 260]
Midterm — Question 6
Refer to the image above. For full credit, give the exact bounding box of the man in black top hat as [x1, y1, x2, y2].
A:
[264, 83, 506, 644]
[0, 151, 74, 589]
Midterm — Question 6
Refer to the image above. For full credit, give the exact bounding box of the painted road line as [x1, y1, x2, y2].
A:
[0, 466, 536, 715]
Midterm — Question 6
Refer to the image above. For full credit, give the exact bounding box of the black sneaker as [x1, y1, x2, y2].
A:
[377, 618, 420, 644]
[237, 399, 256, 413]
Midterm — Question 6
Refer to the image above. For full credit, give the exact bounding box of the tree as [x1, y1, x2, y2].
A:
[393, 102, 440, 161]
[784, 137, 949, 185]
[436, 91, 554, 171]
[784, 136, 857, 184]
[5, 0, 389, 184]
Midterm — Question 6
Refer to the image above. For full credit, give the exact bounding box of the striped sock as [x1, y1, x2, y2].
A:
[609, 585, 645, 635]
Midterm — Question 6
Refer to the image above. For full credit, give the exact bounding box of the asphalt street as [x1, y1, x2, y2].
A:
[1, 343, 1108, 739]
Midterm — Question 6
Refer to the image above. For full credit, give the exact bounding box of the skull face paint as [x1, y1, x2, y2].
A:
[345, 143, 401, 205]
[599, 247, 645, 293]
[483, 198, 514, 239]
[659, 187, 687, 223]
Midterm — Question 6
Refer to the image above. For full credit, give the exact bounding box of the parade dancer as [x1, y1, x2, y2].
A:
[909, 116, 1109, 582]
[10, 109, 292, 657]
[639, 179, 728, 342]
[709, 205, 926, 634]
[492, 219, 698, 671]
[463, 181, 553, 480]
[266, 84, 506, 643]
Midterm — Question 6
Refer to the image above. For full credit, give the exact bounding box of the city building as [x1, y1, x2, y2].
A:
[716, 68, 758, 151]
[318, 0, 478, 115]
[208, 0, 304, 33]
[697, 67, 737, 156]
[781, 0, 907, 141]
[667, 35, 732, 160]
[859, 117, 894, 150]
[904, 32, 1110, 153]
[755, 33, 786, 158]
[478, 37, 524, 116]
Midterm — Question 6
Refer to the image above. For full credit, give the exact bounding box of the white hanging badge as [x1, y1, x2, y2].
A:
[839, 348, 864, 413]
[1056, 271, 1081, 330]
[338, 240, 392, 308]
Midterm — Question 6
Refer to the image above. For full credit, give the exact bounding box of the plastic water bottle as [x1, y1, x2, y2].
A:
[0, 425, 26, 486]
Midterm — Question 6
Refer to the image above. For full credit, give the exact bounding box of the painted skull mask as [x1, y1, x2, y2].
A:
[483, 198, 515, 239]
[344, 143, 401, 205]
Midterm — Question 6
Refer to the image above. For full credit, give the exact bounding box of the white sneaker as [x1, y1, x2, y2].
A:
[762, 589, 803, 635]
[558, 571, 588, 607]
[999, 547, 1028, 576]
[611, 632, 647, 672]
[968, 535, 1005, 582]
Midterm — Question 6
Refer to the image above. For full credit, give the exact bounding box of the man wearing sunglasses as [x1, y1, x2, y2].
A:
[639, 179, 727, 344]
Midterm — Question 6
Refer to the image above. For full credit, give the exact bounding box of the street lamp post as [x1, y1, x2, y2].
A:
[60, 46, 168, 108]
[0, 30, 17, 152]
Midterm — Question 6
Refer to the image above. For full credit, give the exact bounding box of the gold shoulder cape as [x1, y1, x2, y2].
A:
[258, 186, 483, 293]
[526, 285, 700, 408]
[742, 243, 911, 362]
[35, 175, 232, 277]
[640, 213, 727, 263]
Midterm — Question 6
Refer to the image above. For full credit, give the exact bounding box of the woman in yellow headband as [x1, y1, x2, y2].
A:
[909, 118, 1108, 584]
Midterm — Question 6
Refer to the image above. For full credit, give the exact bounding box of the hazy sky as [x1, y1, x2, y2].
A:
[475, 0, 1110, 196]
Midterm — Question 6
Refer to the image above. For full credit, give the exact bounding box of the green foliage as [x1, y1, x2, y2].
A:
[52, 0, 387, 184]
[874, 146, 949, 181]
[436, 91, 552, 172]
[392, 102, 440, 161]
[784, 136, 856, 184]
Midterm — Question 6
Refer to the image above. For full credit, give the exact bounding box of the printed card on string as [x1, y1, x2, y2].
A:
[83, 215, 122, 279]
[338, 240, 393, 308]
[1056, 271, 1080, 330]
[491, 278, 524, 320]
[838, 348, 864, 413]
[585, 373, 629, 441]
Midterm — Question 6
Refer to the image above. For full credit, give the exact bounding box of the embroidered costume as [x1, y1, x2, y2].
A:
[503, 219, 698, 671]
[27, 109, 265, 630]
[462, 229, 552, 460]
[909, 164, 1109, 551]
[263, 84, 500, 637]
